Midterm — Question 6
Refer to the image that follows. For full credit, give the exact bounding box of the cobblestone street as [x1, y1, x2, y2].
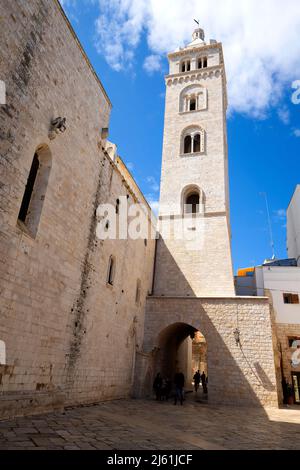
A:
[1, 395, 300, 450]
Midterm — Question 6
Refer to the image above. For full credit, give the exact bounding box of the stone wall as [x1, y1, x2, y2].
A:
[0, 0, 155, 418]
[137, 296, 279, 408]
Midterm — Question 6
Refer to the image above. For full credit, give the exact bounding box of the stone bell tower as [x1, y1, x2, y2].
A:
[153, 27, 235, 297]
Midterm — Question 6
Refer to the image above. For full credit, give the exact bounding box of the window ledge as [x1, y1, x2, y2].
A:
[179, 109, 206, 115]
[180, 152, 205, 157]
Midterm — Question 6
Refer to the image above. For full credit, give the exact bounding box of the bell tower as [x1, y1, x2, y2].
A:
[153, 27, 235, 297]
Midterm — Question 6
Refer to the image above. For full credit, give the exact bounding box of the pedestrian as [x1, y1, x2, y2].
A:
[153, 373, 163, 401]
[174, 371, 185, 405]
[193, 370, 201, 392]
[201, 371, 208, 394]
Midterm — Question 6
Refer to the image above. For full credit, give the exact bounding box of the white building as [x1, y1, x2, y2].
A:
[287, 185, 300, 265]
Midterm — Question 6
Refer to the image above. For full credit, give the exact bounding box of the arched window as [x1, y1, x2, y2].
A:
[17, 145, 52, 238]
[181, 62, 186, 73]
[189, 98, 196, 111]
[182, 127, 205, 155]
[185, 193, 200, 214]
[203, 57, 208, 68]
[182, 186, 206, 215]
[194, 134, 201, 153]
[184, 135, 192, 154]
[107, 255, 116, 286]
[116, 198, 120, 215]
[197, 58, 202, 69]
[186, 60, 191, 71]
[135, 279, 141, 304]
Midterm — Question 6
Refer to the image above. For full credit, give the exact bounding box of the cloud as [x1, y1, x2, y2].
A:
[146, 176, 160, 192]
[91, 0, 300, 117]
[145, 193, 159, 215]
[293, 129, 300, 137]
[143, 55, 161, 74]
[273, 209, 286, 222]
[126, 161, 134, 171]
[277, 107, 290, 125]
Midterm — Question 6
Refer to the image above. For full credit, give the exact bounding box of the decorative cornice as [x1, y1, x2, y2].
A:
[168, 42, 222, 59]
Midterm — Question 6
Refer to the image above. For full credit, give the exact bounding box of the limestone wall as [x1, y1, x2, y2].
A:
[0, 0, 155, 416]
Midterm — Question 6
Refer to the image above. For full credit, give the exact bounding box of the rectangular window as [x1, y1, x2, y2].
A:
[283, 293, 299, 304]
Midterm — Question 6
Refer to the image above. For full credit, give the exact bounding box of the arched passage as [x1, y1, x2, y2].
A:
[154, 322, 208, 396]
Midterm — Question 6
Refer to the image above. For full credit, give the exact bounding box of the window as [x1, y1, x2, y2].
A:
[182, 128, 205, 154]
[17, 145, 52, 238]
[283, 293, 299, 304]
[189, 98, 196, 111]
[135, 279, 141, 304]
[197, 57, 207, 69]
[197, 58, 202, 69]
[184, 135, 192, 154]
[181, 59, 191, 73]
[203, 57, 208, 68]
[289, 338, 300, 348]
[193, 134, 201, 153]
[107, 256, 116, 286]
[181, 62, 186, 73]
[116, 198, 120, 214]
[185, 193, 200, 214]
[186, 60, 191, 71]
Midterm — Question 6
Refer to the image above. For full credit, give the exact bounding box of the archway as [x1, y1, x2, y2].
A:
[155, 322, 208, 398]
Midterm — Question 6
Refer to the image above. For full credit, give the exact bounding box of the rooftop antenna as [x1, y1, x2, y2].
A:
[260, 192, 276, 260]
[194, 19, 200, 26]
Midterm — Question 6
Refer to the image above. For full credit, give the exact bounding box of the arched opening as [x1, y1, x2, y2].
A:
[154, 323, 208, 400]
[181, 62, 186, 73]
[203, 57, 208, 68]
[184, 135, 192, 154]
[185, 193, 200, 214]
[17, 145, 52, 238]
[197, 58, 202, 69]
[186, 60, 191, 71]
[194, 133, 201, 153]
[189, 97, 196, 111]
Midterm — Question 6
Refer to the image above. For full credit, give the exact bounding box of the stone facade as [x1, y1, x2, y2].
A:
[276, 323, 300, 384]
[0, 0, 155, 419]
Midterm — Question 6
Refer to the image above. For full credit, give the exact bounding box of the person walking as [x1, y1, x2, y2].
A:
[153, 373, 163, 401]
[174, 371, 185, 405]
[201, 371, 208, 395]
[193, 370, 201, 392]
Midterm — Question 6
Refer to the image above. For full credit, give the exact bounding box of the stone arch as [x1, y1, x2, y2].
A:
[179, 84, 208, 113]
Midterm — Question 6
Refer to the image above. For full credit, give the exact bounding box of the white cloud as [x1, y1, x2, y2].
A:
[277, 107, 290, 125]
[143, 55, 161, 74]
[273, 209, 286, 221]
[293, 129, 300, 137]
[92, 0, 300, 117]
[126, 161, 134, 170]
[146, 176, 160, 192]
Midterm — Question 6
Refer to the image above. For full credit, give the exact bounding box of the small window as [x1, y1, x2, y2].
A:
[194, 134, 201, 153]
[203, 57, 208, 68]
[283, 293, 299, 304]
[189, 98, 196, 111]
[135, 279, 141, 304]
[17, 146, 52, 238]
[197, 58, 202, 69]
[289, 338, 300, 348]
[184, 135, 192, 154]
[116, 198, 120, 214]
[185, 193, 200, 214]
[107, 256, 116, 286]
[186, 60, 191, 72]
[181, 62, 186, 73]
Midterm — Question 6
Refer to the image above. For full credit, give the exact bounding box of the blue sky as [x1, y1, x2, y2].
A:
[60, 0, 300, 273]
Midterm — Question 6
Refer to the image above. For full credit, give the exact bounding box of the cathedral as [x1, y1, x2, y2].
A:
[0, 0, 279, 419]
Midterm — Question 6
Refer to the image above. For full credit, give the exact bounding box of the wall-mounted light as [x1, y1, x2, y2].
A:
[234, 328, 241, 346]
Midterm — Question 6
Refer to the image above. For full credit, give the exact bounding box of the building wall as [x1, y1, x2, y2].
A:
[287, 185, 300, 265]
[137, 297, 279, 407]
[0, 0, 155, 417]
[276, 324, 300, 384]
[256, 266, 300, 324]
